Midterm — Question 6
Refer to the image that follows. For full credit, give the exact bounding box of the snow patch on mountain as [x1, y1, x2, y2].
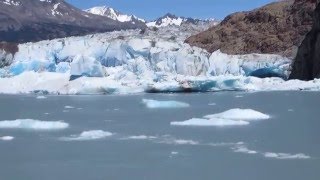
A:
[85, 6, 145, 23]
[147, 13, 218, 27]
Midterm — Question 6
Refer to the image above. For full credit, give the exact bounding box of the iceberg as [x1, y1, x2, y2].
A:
[126, 135, 157, 140]
[264, 152, 311, 160]
[0, 136, 14, 141]
[0, 119, 69, 130]
[60, 130, 113, 141]
[36, 96, 47, 99]
[171, 118, 249, 127]
[204, 109, 270, 121]
[142, 99, 190, 109]
[171, 109, 269, 127]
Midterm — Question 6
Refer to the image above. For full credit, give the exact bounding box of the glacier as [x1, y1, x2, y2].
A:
[0, 27, 319, 94]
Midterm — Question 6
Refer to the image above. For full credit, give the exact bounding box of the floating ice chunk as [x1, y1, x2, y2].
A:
[208, 103, 216, 106]
[61, 130, 113, 141]
[232, 144, 258, 154]
[0, 119, 69, 130]
[36, 96, 47, 99]
[127, 135, 157, 140]
[204, 109, 270, 121]
[0, 136, 14, 141]
[171, 118, 249, 127]
[64, 106, 74, 109]
[159, 138, 199, 145]
[142, 99, 190, 109]
[171, 109, 269, 127]
[171, 151, 179, 155]
[264, 152, 310, 160]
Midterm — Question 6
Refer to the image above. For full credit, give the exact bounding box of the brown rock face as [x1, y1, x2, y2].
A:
[290, 2, 320, 80]
[185, 0, 317, 58]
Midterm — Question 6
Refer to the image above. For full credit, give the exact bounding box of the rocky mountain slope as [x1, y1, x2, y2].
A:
[290, 1, 320, 80]
[0, 0, 145, 43]
[185, 0, 317, 58]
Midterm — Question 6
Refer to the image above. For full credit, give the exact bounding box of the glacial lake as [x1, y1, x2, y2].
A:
[0, 91, 319, 180]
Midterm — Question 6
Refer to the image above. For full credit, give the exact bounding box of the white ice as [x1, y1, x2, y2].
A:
[61, 130, 113, 141]
[232, 144, 258, 154]
[36, 96, 47, 99]
[171, 109, 269, 127]
[0, 119, 69, 130]
[142, 99, 190, 109]
[204, 109, 270, 121]
[126, 135, 157, 140]
[64, 106, 74, 109]
[0, 27, 304, 95]
[171, 118, 249, 127]
[0, 136, 14, 141]
[264, 152, 311, 160]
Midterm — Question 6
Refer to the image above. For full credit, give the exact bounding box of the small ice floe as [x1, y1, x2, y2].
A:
[208, 103, 216, 106]
[232, 144, 258, 154]
[264, 152, 310, 160]
[36, 96, 47, 99]
[60, 130, 113, 141]
[204, 109, 270, 121]
[126, 135, 157, 140]
[288, 109, 294, 112]
[235, 95, 243, 98]
[62, 110, 69, 113]
[0, 136, 14, 141]
[142, 99, 190, 109]
[64, 106, 75, 109]
[171, 109, 270, 127]
[159, 137, 199, 146]
[0, 119, 69, 130]
[171, 151, 179, 155]
[171, 118, 249, 127]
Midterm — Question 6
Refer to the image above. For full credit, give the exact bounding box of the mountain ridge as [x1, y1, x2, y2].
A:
[0, 0, 145, 43]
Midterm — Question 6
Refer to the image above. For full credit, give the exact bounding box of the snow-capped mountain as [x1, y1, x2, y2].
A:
[147, 13, 218, 27]
[0, 0, 145, 43]
[85, 6, 145, 24]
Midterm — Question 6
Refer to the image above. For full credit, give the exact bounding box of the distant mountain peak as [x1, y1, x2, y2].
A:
[147, 13, 217, 27]
[85, 5, 145, 24]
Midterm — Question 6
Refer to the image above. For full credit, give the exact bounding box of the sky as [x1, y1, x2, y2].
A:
[66, 0, 275, 21]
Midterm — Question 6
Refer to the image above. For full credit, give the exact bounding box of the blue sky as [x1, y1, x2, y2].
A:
[66, 0, 275, 21]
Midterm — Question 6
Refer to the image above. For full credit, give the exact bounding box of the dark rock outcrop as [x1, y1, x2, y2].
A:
[185, 0, 317, 58]
[0, 0, 145, 43]
[0, 42, 17, 68]
[290, 2, 320, 80]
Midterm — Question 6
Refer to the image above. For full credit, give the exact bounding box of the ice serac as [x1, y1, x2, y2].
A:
[290, 1, 320, 80]
[185, 0, 317, 58]
[70, 55, 106, 79]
